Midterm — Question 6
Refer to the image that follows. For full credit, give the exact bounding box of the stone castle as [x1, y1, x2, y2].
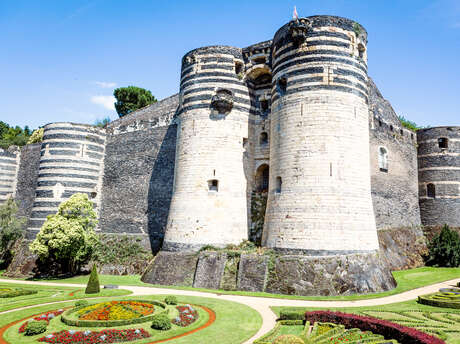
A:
[1, 15, 459, 295]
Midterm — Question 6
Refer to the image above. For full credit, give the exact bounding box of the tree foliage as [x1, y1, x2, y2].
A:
[27, 128, 44, 144]
[94, 117, 111, 128]
[0, 198, 25, 268]
[29, 193, 99, 275]
[398, 116, 422, 132]
[85, 264, 100, 294]
[0, 123, 32, 149]
[426, 225, 460, 267]
[113, 86, 157, 118]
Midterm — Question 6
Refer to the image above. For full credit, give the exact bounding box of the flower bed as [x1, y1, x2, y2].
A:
[172, 304, 199, 327]
[418, 287, 460, 309]
[18, 310, 64, 333]
[0, 288, 37, 298]
[304, 311, 445, 344]
[61, 300, 167, 327]
[37, 328, 150, 343]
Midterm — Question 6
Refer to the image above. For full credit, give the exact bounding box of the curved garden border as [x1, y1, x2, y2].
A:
[0, 288, 37, 298]
[61, 300, 167, 327]
[304, 311, 445, 344]
[418, 291, 460, 310]
[0, 305, 216, 344]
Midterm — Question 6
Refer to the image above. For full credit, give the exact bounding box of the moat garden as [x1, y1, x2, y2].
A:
[0, 267, 460, 344]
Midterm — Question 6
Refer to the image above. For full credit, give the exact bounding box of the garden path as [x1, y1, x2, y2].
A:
[0, 277, 459, 344]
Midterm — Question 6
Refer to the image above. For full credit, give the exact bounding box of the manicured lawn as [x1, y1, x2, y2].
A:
[0, 282, 131, 312]
[19, 266, 460, 301]
[271, 300, 460, 344]
[1, 294, 262, 344]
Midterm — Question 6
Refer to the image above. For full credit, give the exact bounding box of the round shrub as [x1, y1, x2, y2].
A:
[273, 335, 304, 344]
[75, 300, 89, 308]
[151, 314, 172, 331]
[164, 296, 178, 305]
[24, 320, 47, 336]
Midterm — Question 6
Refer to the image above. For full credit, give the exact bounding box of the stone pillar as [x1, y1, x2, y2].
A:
[263, 16, 379, 254]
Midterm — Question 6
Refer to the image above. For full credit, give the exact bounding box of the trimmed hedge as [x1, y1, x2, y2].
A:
[164, 296, 178, 305]
[279, 310, 304, 321]
[304, 311, 445, 344]
[61, 300, 168, 327]
[75, 300, 89, 308]
[24, 320, 47, 336]
[0, 288, 37, 298]
[418, 290, 460, 309]
[85, 264, 100, 294]
[273, 335, 304, 344]
[151, 314, 172, 330]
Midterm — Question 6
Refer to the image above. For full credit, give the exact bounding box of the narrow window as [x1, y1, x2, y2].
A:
[208, 179, 218, 192]
[400, 129, 404, 136]
[390, 125, 394, 132]
[260, 132, 268, 145]
[253, 56, 266, 64]
[275, 177, 282, 193]
[438, 137, 448, 149]
[358, 43, 365, 58]
[378, 119, 382, 127]
[277, 77, 287, 96]
[378, 147, 388, 172]
[80, 144, 85, 157]
[411, 133, 414, 140]
[242, 138, 248, 148]
[235, 61, 243, 75]
[260, 99, 269, 113]
[255, 164, 270, 192]
[427, 183, 436, 198]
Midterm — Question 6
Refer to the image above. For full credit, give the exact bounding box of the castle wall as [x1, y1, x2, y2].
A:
[417, 127, 460, 227]
[163, 46, 251, 251]
[368, 79, 421, 229]
[28, 123, 106, 232]
[263, 16, 379, 254]
[98, 95, 178, 252]
[0, 146, 20, 203]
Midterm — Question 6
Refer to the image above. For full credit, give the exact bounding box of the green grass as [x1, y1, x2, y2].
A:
[271, 300, 460, 344]
[0, 282, 131, 312]
[8, 266, 458, 302]
[2, 294, 262, 344]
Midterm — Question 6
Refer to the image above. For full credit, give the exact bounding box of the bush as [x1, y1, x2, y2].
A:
[75, 300, 89, 308]
[426, 225, 460, 267]
[27, 128, 44, 144]
[164, 296, 178, 305]
[304, 311, 444, 344]
[151, 314, 172, 331]
[85, 264, 100, 294]
[0, 198, 26, 268]
[24, 320, 47, 336]
[273, 335, 304, 344]
[279, 310, 304, 320]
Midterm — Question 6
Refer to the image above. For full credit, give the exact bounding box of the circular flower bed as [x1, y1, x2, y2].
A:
[418, 287, 460, 309]
[18, 310, 64, 333]
[0, 288, 37, 298]
[61, 300, 167, 327]
[37, 328, 150, 344]
[172, 304, 199, 327]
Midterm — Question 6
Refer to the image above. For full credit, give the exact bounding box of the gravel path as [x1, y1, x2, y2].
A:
[1, 277, 459, 344]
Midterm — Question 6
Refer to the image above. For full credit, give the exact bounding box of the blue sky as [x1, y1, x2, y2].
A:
[0, 0, 458, 129]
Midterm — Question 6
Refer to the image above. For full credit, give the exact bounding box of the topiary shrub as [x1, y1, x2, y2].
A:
[273, 334, 305, 344]
[426, 224, 460, 267]
[164, 296, 178, 305]
[75, 300, 89, 308]
[85, 264, 100, 294]
[151, 314, 172, 331]
[24, 320, 47, 336]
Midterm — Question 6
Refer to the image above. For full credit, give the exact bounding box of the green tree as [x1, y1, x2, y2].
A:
[398, 115, 423, 131]
[85, 264, 100, 294]
[0, 122, 9, 138]
[94, 117, 111, 128]
[0, 125, 32, 149]
[0, 198, 25, 268]
[114, 86, 157, 117]
[29, 193, 99, 275]
[27, 128, 44, 144]
[426, 225, 460, 267]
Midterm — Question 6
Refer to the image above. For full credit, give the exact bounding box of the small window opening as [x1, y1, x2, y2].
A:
[277, 77, 287, 96]
[255, 164, 270, 192]
[253, 56, 266, 65]
[438, 137, 448, 149]
[411, 133, 414, 140]
[400, 129, 404, 136]
[260, 99, 269, 113]
[379, 147, 388, 172]
[427, 183, 436, 198]
[358, 44, 365, 58]
[378, 119, 382, 127]
[275, 177, 282, 193]
[260, 132, 268, 145]
[90, 192, 97, 199]
[242, 138, 248, 148]
[390, 125, 394, 132]
[80, 144, 85, 157]
[235, 61, 243, 75]
[208, 179, 219, 192]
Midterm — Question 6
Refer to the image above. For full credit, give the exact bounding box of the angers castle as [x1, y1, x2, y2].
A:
[1, 15, 459, 295]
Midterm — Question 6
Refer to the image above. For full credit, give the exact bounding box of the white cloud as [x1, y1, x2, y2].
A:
[91, 95, 116, 110]
[94, 81, 117, 88]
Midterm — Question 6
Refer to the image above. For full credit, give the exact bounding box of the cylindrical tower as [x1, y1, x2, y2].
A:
[417, 127, 460, 228]
[0, 146, 20, 204]
[163, 46, 251, 251]
[28, 123, 106, 232]
[263, 16, 379, 254]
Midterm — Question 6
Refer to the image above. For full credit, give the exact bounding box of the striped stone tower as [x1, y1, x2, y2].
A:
[163, 46, 251, 251]
[417, 127, 460, 228]
[28, 122, 106, 232]
[262, 16, 379, 254]
[0, 146, 20, 204]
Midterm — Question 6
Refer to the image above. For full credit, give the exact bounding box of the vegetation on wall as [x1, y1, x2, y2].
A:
[398, 115, 422, 131]
[94, 117, 111, 128]
[0, 198, 25, 268]
[27, 128, 44, 144]
[29, 193, 99, 275]
[426, 224, 460, 267]
[114, 86, 157, 118]
[0, 121, 33, 149]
